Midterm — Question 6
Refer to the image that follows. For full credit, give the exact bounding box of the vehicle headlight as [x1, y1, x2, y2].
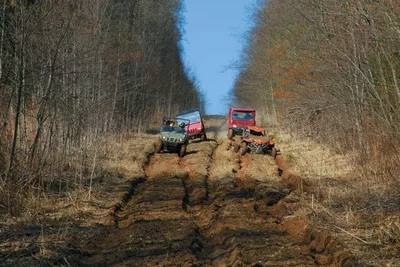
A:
[162, 136, 166, 139]
[179, 138, 184, 142]
[197, 127, 202, 130]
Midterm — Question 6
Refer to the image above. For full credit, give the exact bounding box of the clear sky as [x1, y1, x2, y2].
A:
[182, 0, 258, 115]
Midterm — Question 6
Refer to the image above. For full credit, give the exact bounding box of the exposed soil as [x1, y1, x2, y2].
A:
[0, 117, 359, 266]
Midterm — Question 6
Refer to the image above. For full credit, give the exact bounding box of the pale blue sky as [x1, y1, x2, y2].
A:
[182, 0, 258, 115]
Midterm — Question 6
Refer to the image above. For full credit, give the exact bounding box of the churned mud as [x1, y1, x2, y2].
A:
[0, 117, 357, 266]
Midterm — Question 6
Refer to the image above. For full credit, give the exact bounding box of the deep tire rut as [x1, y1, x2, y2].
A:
[78, 123, 322, 266]
[112, 177, 147, 228]
[180, 174, 190, 212]
[185, 140, 301, 266]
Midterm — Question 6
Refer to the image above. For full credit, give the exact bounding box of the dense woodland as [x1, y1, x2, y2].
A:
[0, 0, 203, 213]
[0, 1, 398, 264]
[234, 0, 400, 171]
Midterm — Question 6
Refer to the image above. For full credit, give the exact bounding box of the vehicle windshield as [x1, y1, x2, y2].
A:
[177, 111, 200, 124]
[161, 125, 186, 134]
[232, 111, 254, 121]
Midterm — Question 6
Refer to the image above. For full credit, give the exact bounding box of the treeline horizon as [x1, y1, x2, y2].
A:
[234, 0, 400, 170]
[0, 0, 204, 213]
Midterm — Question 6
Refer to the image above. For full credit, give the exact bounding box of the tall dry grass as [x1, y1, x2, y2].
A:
[0, 132, 157, 222]
[275, 130, 400, 265]
[0, 132, 159, 265]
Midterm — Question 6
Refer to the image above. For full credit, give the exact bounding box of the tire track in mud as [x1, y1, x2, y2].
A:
[81, 133, 220, 266]
[111, 150, 154, 229]
[79, 121, 333, 266]
[185, 139, 317, 266]
[112, 177, 146, 228]
[96, 155, 197, 265]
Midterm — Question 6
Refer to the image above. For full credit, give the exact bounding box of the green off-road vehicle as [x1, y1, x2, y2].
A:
[155, 117, 189, 157]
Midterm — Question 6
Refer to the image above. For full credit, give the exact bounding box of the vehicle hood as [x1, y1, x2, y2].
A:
[160, 131, 186, 140]
[243, 136, 274, 145]
[247, 126, 265, 134]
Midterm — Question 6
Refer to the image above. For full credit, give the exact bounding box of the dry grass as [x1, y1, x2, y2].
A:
[275, 130, 400, 265]
[101, 133, 157, 179]
[0, 132, 159, 265]
[276, 132, 353, 180]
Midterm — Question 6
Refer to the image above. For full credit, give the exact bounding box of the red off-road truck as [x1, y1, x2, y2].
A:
[227, 107, 256, 139]
[177, 109, 207, 141]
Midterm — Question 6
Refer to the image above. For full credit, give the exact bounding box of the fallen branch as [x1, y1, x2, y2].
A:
[334, 225, 371, 245]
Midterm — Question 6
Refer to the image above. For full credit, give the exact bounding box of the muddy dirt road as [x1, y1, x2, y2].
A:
[1, 117, 356, 266]
[75, 117, 327, 266]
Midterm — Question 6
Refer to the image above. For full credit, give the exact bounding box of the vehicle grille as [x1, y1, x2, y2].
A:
[167, 137, 178, 142]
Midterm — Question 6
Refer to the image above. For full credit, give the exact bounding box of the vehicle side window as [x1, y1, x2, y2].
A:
[177, 111, 201, 124]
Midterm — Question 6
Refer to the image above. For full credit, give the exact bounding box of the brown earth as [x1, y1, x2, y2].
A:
[0, 116, 359, 266]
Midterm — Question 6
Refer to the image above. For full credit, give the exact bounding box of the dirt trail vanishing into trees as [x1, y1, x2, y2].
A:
[72, 117, 356, 266]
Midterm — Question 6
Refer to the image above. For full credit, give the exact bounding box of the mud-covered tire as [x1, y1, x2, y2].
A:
[240, 142, 247, 156]
[179, 145, 186, 157]
[201, 132, 207, 142]
[233, 143, 240, 153]
[271, 147, 277, 158]
[155, 139, 163, 153]
[227, 128, 233, 139]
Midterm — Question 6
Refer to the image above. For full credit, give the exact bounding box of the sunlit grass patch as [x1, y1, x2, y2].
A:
[277, 132, 353, 180]
[275, 130, 400, 264]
